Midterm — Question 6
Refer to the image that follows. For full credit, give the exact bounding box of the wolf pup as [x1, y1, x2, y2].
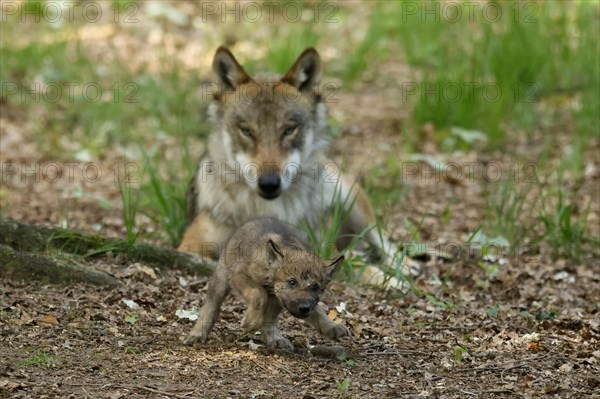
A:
[178, 46, 394, 262]
[183, 217, 349, 350]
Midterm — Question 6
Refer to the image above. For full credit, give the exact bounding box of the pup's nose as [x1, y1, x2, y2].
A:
[298, 304, 311, 316]
[258, 173, 281, 199]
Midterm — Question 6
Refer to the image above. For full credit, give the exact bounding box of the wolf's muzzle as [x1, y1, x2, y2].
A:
[286, 301, 315, 319]
[258, 173, 281, 199]
[298, 303, 312, 317]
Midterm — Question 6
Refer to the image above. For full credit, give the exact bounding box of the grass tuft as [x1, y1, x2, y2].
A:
[539, 186, 591, 262]
[139, 143, 196, 247]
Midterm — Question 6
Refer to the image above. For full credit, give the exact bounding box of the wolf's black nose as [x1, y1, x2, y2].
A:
[258, 174, 281, 199]
[298, 303, 311, 316]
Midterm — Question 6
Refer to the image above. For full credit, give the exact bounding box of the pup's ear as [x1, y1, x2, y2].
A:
[213, 46, 251, 91]
[324, 255, 344, 280]
[267, 239, 284, 265]
[281, 48, 322, 92]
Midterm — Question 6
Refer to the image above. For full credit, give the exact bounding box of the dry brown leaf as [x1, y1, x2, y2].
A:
[40, 314, 59, 325]
[0, 380, 22, 391]
[13, 311, 32, 326]
[353, 323, 364, 336]
[527, 342, 544, 351]
[544, 384, 559, 394]
[327, 309, 338, 320]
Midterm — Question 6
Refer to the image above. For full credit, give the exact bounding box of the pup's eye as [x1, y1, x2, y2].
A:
[288, 279, 298, 288]
[282, 126, 296, 137]
[239, 126, 253, 138]
[310, 283, 320, 292]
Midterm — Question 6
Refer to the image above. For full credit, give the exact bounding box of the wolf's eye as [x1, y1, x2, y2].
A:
[282, 126, 297, 138]
[239, 126, 253, 138]
[310, 283, 320, 292]
[288, 279, 298, 288]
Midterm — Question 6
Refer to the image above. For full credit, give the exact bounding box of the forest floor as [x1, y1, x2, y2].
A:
[1, 2, 599, 398]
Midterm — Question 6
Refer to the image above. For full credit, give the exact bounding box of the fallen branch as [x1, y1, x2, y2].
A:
[0, 219, 215, 287]
[0, 244, 119, 288]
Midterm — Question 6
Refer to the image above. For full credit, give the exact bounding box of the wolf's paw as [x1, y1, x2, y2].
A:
[322, 323, 350, 340]
[268, 337, 293, 351]
[358, 265, 418, 292]
[183, 332, 207, 347]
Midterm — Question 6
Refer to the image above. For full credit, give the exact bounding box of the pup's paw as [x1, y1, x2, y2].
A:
[268, 337, 293, 351]
[322, 323, 350, 340]
[183, 332, 207, 347]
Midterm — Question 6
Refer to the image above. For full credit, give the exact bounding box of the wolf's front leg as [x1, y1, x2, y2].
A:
[235, 281, 268, 336]
[184, 306, 215, 346]
[178, 210, 232, 258]
[184, 266, 231, 346]
[304, 305, 349, 340]
[260, 296, 292, 350]
[342, 182, 421, 286]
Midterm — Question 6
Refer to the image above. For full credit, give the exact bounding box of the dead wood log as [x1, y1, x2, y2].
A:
[0, 219, 215, 286]
[0, 244, 120, 287]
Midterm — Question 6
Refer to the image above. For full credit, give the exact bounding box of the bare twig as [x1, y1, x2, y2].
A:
[460, 353, 552, 374]
[358, 349, 430, 356]
[461, 388, 519, 397]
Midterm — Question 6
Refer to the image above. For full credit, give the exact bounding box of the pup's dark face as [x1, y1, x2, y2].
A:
[273, 268, 324, 318]
[269, 244, 344, 319]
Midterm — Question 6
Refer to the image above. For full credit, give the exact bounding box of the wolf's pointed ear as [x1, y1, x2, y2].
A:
[324, 255, 344, 280]
[213, 46, 251, 91]
[267, 239, 284, 265]
[281, 48, 322, 92]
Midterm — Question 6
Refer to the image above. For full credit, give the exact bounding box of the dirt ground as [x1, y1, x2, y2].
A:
[1, 2, 600, 398]
[1, 252, 599, 399]
[2, 101, 599, 398]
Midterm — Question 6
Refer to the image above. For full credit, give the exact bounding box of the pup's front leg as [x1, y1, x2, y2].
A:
[260, 297, 292, 350]
[304, 305, 349, 339]
[183, 261, 231, 345]
[184, 307, 214, 346]
[235, 279, 268, 335]
[234, 272, 293, 349]
[184, 268, 231, 346]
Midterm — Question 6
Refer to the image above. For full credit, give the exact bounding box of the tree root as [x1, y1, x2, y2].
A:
[0, 219, 215, 287]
